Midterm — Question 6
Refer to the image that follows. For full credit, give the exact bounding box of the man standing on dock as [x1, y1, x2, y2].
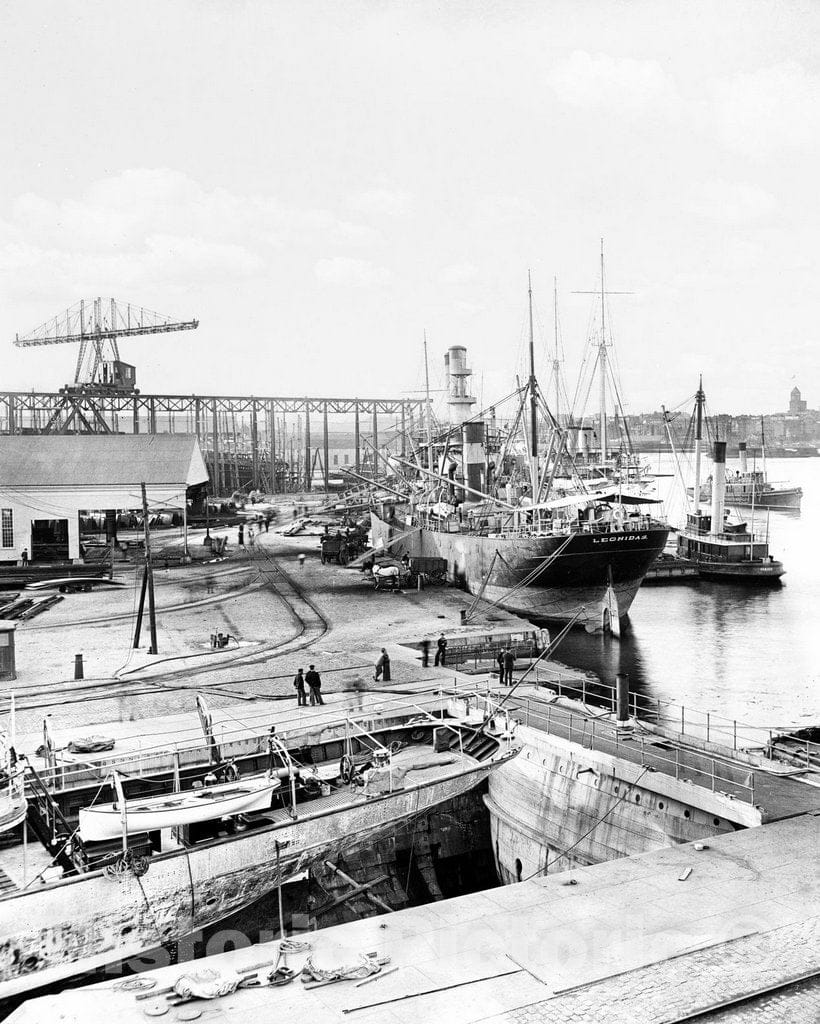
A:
[306, 664, 324, 705]
[503, 646, 515, 686]
[293, 668, 307, 706]
[496, 648, 505, 682]
[435, 633, 447, 666]
[374, 648, 391, 682]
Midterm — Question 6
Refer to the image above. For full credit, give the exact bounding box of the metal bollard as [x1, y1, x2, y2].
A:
[616, 673, 629, 723]
[74, 653, 84, 680]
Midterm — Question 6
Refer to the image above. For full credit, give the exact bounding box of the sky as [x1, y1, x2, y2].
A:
[1, 0, 819, 417]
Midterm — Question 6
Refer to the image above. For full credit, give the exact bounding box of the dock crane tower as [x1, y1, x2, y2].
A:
[14, 297, 198, 393]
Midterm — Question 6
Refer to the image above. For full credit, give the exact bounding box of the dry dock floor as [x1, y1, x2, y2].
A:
[11, 812, 820, 1024]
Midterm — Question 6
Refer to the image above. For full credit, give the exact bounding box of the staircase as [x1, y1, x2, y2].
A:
[23, 762, 88, 873]
[447, 730, 497, 761]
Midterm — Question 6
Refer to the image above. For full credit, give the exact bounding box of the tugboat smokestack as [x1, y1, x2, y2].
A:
[711, 441, 727, 535]
[739, 441, 748, 474]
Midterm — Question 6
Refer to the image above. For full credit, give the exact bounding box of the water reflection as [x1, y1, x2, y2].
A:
[530, 455, 820, 730]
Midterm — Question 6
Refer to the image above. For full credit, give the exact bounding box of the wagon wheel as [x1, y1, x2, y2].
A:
[339, 755, 355, 785]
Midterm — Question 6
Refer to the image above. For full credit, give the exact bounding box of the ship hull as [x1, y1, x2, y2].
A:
[692, 484, 802, 511]
[690, 559, 785, 583]
[371, 512, 668, 630]
[0, 758, 507, 999]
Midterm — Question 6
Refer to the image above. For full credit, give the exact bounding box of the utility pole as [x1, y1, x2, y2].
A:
[140, 482, 158, 654]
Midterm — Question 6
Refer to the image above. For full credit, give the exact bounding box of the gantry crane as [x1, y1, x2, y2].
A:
[14, 297, 198, 393]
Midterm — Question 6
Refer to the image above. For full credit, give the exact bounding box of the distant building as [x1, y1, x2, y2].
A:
[789, 386, 807, 414]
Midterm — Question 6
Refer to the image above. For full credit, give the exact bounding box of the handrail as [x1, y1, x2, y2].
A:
[27, 688, 455, 791]
[23, 759, 89, 866]
[512, 699, 756, 804]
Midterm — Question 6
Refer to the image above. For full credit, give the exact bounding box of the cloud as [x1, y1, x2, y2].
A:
[713, 61, 820, 157]
[0, 168, 380, 301]
[314, 257, 392, 287]
[439, 262, 479, 285]
[688, 181, 777, 226]
[349, 188, 412, 219]
[475, 195, 535, 225]
[549, 51, 679, 116]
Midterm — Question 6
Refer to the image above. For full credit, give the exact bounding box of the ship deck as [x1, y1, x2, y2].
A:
[12, 812, 820, 1024]
[504, 684, 820, 822]
[0, 744, 484, 894]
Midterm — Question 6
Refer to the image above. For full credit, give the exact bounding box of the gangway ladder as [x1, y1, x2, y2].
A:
[23, 759, 89, 873]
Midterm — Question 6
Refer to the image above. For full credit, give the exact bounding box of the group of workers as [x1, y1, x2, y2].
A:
[292, 665, 325, 706]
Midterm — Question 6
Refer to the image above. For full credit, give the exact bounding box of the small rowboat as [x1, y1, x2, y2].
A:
[79, 774, 281, 842]
[0, 775, 27, 834]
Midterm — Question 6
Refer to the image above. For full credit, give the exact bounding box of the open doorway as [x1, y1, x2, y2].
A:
[31, 519, 69, 562]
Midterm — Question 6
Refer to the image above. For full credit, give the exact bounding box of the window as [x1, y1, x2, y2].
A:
[1, 509, 12, 548]
[344, 454, 349, 465]
[333, 455, 339, 466]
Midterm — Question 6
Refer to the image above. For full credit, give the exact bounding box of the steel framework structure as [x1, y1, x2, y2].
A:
[0, 390, 423, 495]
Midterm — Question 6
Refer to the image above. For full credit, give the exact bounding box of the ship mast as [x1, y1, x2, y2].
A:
[528, 270, 539, 496]
[423, 330, 435, 474]
[553, 276, 561, 424]
[693, 375, 704, 515]
[599, 239, 608, 464]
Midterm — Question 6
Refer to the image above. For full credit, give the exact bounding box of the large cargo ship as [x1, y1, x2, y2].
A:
[371, 499, 668, 630]
[369, 261, 669, 632]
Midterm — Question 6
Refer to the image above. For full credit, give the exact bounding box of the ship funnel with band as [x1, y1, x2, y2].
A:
[739, 441, 748, 473]
[711, 440, 727, 534]
[461, 421, 485, 501]
[446, 346, 476, 425]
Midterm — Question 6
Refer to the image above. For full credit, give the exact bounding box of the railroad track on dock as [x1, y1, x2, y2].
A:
[7, 545, 331, 711]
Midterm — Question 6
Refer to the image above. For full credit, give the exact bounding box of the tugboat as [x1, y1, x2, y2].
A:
[696, 440, 802, 512]
[674, 382, 784, 583]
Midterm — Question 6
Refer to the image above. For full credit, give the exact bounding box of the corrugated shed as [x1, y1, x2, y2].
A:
[0, 435, 208, 487]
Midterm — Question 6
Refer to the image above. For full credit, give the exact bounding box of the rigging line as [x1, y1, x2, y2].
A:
[464, 551, 500, 622]
[403, 787, 423, 896]
[519, 766, 652, 882]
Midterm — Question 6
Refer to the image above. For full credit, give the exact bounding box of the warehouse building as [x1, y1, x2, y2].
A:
[0, 435, 208, 564]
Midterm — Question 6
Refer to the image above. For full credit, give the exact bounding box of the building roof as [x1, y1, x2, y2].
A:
[0, 434, 209, 488]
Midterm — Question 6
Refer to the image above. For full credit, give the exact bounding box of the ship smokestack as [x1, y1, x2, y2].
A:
[462, 421, 485, 500]
[739, 441, 748, 473]
[446, 346, 476, 425]
[711, 441, 727, 535]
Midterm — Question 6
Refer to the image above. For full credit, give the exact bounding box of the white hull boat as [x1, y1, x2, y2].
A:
[78, 775, 281, 842]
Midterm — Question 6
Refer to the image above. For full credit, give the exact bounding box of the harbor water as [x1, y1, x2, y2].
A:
[553, 454, 820, 733]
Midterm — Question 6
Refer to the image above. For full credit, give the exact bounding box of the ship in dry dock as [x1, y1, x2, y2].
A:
[0, 702, 518, 999]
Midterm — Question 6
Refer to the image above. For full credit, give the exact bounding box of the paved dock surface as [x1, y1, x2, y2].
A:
[11, 812, 820, 1024]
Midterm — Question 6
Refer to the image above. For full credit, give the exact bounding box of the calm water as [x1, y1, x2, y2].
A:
[553, 454, 820, 733]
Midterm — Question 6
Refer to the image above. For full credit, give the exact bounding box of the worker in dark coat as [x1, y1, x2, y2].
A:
[434, 634, 447, 666]
[238, 524, 245, 547]
[293, 668, 307, 706]
[305, 665, 324, 705]
[421, 638, 431, 667]
[496, 649, 505, 682]
[374, 648, 391, 682]
[503, 646, 515, 686]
